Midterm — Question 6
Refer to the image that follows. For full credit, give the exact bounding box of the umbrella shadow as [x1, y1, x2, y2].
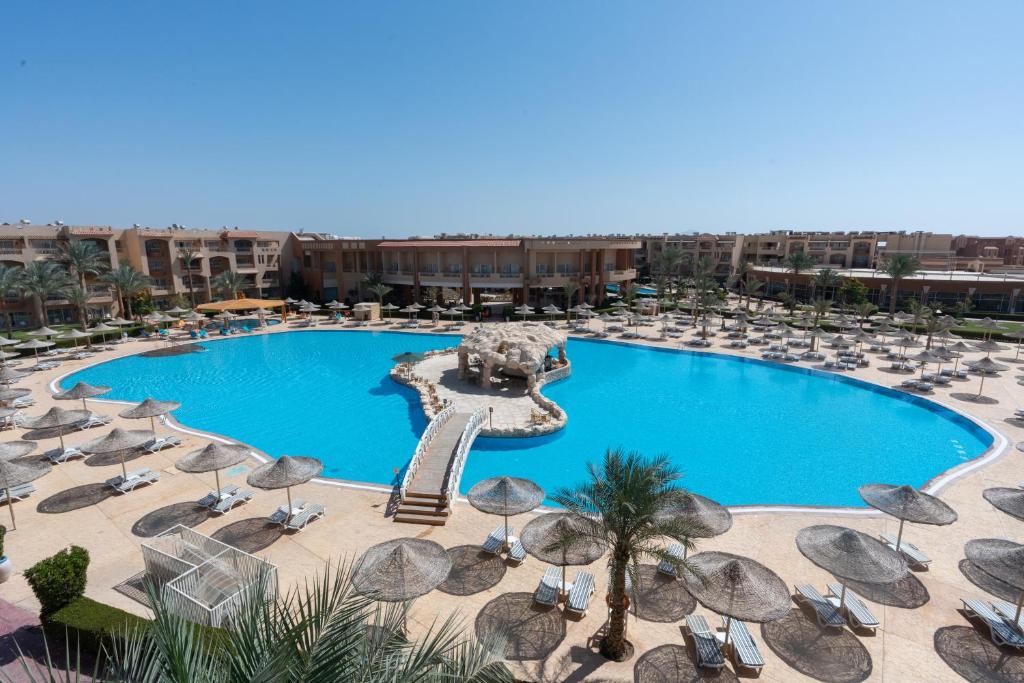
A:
[950, 392, 1000, 405]
[131, 502, 214, 537]
[960, 559, 1020, 603]
[934, 625, 1024, 681]
[761, 609, 872, 683]
[634, 644, 739, 682]
[631, 565, 697, 623]
[84, 448, 146, 468]
[22, 426, 84, 440]
[840, 574, 930, 609]
[437, 545, 507, 596]
[36, 483, 115, 514]
[529, 644, 618, 683]
[475, 592, 566, 661]
[210, 517, 284, 553]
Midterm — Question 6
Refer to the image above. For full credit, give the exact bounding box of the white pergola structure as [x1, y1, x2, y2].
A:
[141, 525, 278, 627]
[457, 323, 567, 389]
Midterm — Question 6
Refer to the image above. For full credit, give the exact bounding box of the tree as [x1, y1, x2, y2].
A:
[21, 261, 71, 326]
[783, 252, 816, 298]
[211, 271, 250, 301]
[811, 298, 832, 326]
[64, 285, 92, 331]
[562, 281, 580, 320]
[811, 268, 841, 301]
[777, 291, 798, 315]
[906, 299, 930, 334]
[57, 240, 108, 290]
[742, 277, 764, 311]
[881, 254, 921, 314]
[368, 282, 393, 311]
[855, 301, 878, 329]
[102, 264, 151, 320]
[21, 562, 512, 683]
[0, 263, 24, 336]
[838, 277, 868, 307]
[549, 450, 704, 661]
[177, 246, 199, 307]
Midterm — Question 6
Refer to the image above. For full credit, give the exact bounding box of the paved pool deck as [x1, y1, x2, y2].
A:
[1, 306, 1023, 681]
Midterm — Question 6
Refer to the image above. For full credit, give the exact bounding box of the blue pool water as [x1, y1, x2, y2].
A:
[63, 331, 992, 507]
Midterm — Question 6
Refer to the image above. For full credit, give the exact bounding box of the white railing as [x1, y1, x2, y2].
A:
[400, 404, 456, 499]
[444, 407, 487, 508]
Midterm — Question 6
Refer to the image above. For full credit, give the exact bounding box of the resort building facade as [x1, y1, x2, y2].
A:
[283, 234, 642, 306]
[0, 222, 288, 327]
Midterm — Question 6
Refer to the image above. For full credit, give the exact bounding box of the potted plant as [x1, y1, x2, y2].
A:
[0, 525, 10, 583]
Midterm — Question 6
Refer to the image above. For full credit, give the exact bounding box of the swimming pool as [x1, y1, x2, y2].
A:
[61, 331, 993, 507]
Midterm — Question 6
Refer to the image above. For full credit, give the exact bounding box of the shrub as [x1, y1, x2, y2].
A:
[24, 545, 90, 616]
[45, 597, 149, 654]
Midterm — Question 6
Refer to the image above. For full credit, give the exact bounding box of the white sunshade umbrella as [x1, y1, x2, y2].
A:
[164, 306, 189, 315]
[514, 304, 535, 321]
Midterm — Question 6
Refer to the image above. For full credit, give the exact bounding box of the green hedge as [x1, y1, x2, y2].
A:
[24, 546, 89, 617]
[44, 597, 150, 654]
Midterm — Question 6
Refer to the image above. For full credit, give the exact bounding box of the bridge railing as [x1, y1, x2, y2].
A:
[401, 404, 456, 499]
[444, 407, 488, 510]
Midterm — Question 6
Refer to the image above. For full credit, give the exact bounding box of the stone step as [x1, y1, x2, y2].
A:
[393, 513, 447, 526]
[396, 502, 450, 517]
[404, 490, 446, 502]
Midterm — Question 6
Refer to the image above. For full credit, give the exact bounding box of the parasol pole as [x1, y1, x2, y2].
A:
[1015, 590, 1024, 627]
[286, 485, 294, 525]
[2, 469, 15, 530]
[895, 518, 906, 551]
[214, 468, 222, 497]
[723, 616, 733, 647]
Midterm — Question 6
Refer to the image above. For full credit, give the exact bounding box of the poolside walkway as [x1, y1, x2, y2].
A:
[2, 313, 1023, 681]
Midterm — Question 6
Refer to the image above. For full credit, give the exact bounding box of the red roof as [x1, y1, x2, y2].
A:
[378, 239, 521, 249]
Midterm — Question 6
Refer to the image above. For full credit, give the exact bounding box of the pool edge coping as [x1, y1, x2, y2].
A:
[49, 327, 1013, 516]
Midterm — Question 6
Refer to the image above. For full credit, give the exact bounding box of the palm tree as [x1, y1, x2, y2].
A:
[855, 301, 878, 329]
[562, 281, 580, 320]
[906, 299, 930, 335]
[881, 254, 921, 314]
[368, 282, 393, 311]
[0, 263, 24, 336]
[211, 270, 250, 300]
[783, 252, 816, 299]
[811, 298, 832, 326]
[811, 268, 841, 301]
[742, 277, 764, 311]
[549, 449, 704, 661]
[64, 285, 92, 331]
[102, 264, 151, 320]
[177, 246, 199, 307]
[22, 261, 71, 326]
[58, 240, 109, 290]
[19, 563, 512, 683]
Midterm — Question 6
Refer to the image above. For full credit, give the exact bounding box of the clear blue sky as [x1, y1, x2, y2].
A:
[2, 2, 1021, 237]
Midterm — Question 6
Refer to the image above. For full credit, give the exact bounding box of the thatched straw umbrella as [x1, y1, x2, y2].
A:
[81, 427, 156, 481]
[982, 488, 1024, 523]
[0, 366, 26, 385]
[14, 339, 54, 359]
[521, 512, 604, 595]
[352, 538, 452, 602]
[87, 322, 117, 344]
[0, 457, 50, 529]
[176, 443, 251, 498]
[682, 551, 789, 647]
[54, 382, 111, 411]
[908, 350, 944, 380]
[974, 317, 1004, 340]
[0, 441, 37, 460]
[655, 493, 732, 559]
[0, 387, 30, 406]
[972, 339, 1006, 358]
[119, 398, 180, 433]
[467, 476, 545, 550]
[858, 484, 957, 551]
[964, 357, 1008, 399]
[27, 326, 60, 339]
[796, 525, 907, 616]
[22, 407, 91, 452]
[57, 328, 92, 348]
[246, 455, 322, 525]
[965, 538, 1024, 625]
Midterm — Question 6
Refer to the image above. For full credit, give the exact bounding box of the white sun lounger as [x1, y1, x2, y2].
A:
[481, 525, 509, 555]
[827, 584, 880, 632]
[198, 485, 240, 508]
[992, 600, 1024, 633]
[794, 584, 845, 629]
[880, 532, 931, 568]
[283, 503, 324, 530]
[657, 543, 684, 578]
[212, 489, 253, 514]
[107, 469, 160, 494]
[962, 599, 1024, 649]
[268, 499, 306, 525]
[720, 616, 764, 673]
[507, 539, 526, 565]
[75, 414, 112, 430]
[534, 566, 561, 606]
[46, 446, 85, 463]
[685, 614, 726, 669]
[143, 435, 182, 453]
[0, 483, 37, 504]
[565, 571, 595, 617]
